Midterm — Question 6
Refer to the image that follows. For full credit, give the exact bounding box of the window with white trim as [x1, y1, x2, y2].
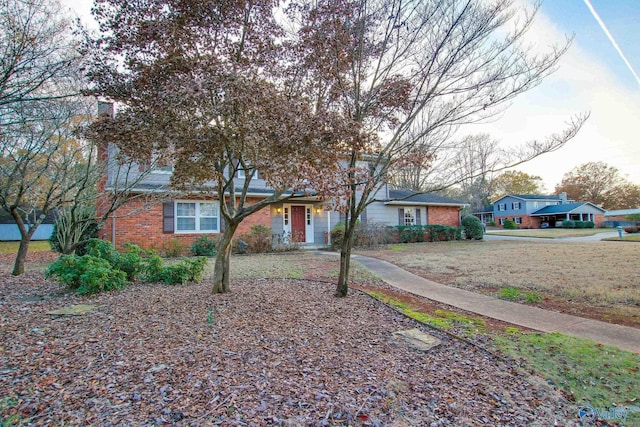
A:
[512, 202, 521, 210]
[176, 202, 219, 232]
[514, 217, 522, 224]
[404, 209, 415, 226]
[498, 203, 507, 211]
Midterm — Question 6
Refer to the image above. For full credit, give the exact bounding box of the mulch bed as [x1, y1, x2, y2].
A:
[0, 273, 584, 426]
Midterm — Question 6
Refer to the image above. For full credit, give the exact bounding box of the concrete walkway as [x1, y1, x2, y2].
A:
[351, 254, 640, 353]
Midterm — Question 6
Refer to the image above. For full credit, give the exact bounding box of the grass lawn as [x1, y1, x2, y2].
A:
[361, 239, 640, 328]
[0, 240, 51, 254]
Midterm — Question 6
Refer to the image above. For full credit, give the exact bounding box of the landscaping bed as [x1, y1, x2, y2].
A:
[1, 270, 583, 425]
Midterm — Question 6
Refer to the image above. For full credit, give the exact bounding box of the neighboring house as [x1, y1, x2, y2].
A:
[474, 193, 606, 228]
[603, 208, 640, 227]
[0, 210, 56, 241]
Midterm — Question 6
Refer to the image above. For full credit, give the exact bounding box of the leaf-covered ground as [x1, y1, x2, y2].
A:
[1, 272, 586, 426]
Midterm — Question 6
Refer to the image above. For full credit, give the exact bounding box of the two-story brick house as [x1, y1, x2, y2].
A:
[476, 193, 606, 228]
[96, 103, 467, 250]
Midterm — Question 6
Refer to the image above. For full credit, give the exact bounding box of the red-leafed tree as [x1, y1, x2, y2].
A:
[85, 0, 343, 293]
[291, 0, 588, 296]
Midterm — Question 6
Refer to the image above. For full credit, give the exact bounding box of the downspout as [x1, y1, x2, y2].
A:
[111, 214, 116, 247]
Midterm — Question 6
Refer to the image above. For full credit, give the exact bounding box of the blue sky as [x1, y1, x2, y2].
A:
[541, 1, 639, 89]
[62, 0, 640, 191]
[483, 0, 640, 191]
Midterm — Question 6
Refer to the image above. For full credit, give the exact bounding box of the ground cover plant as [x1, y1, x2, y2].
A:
[495, 331, 640, 410]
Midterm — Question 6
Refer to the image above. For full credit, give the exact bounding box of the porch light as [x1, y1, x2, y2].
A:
[276, 207, 282, 213]
[315, 207, 322, 214]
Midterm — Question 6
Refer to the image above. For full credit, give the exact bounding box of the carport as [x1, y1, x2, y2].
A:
[530, 202, 606, 228]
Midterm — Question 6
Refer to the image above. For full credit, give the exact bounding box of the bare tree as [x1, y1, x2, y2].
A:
[293, 0, 588, 296]
[0, 97, 94, 275]
[0, 0, 80, 115]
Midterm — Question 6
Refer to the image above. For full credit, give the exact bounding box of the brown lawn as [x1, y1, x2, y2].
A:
[357, 240, 640, 328]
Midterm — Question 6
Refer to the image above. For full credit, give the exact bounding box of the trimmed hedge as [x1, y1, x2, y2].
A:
[561, 220, 595, 229]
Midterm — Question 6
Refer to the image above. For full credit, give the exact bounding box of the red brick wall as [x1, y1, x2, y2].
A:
[494, 215, 540, 229]
[99, 196, 270, 252]
[427, 206, 461, 226]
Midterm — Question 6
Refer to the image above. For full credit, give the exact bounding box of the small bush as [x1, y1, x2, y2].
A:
[398, 225, 425, 243]
[191, 235, 217, 256]
[624, 226, 640, 234]
[353, 222, 394, 248]
[243, 225, 272, 254]
[86, 238, 119, 265]
[49, 207, 99, 255]
[503, 219, 518, 229]
[46, 254, 127, 295]
[425, 225, 461, 242]
[462, 215, 484, 240]
[116, 243, 146, 281]
[272, 232, 301, 252]
[140, 254, 165, 282]
[163, 238, 187, 257]
[330, 223, 346, 249]
[160, 257, 207, 284]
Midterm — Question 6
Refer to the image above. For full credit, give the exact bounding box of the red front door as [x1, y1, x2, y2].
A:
[291, 206, 306, 242]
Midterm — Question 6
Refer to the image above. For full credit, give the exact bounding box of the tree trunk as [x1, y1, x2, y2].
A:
[212, 222, 238, 293]
[335, 222, 356, 297]
[12, 237, 31, 276]
[11, 212, 38, 276]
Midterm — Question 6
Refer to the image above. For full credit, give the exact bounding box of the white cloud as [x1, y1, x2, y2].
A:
[473, 0, 640, 189]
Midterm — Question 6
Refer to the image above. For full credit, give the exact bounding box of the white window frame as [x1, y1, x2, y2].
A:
[498, 203, 507, 211]
[512, 202, 521, 210]
[404, 208, 416, 226]
[514, 217, 522, 224]
[175, 201, 219, 233]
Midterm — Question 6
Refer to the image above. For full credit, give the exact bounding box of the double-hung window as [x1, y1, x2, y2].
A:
[512, 202, 521, 210]
[404, 209, 415, 226]
[176, 202, 219, 232]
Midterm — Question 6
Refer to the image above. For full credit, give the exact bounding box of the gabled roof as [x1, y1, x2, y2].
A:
[530, 202, 606, 216]
[473, 205, 494, 214]
[605, 208, 640, 217]
[384, 189, 468, 207]
[493, 194, 565, 203]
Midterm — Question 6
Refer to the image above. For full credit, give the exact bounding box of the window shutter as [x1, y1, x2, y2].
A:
[416, 208, 421, 225]
[163, 202, 174, 233]
[398, 208, 404, 226]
